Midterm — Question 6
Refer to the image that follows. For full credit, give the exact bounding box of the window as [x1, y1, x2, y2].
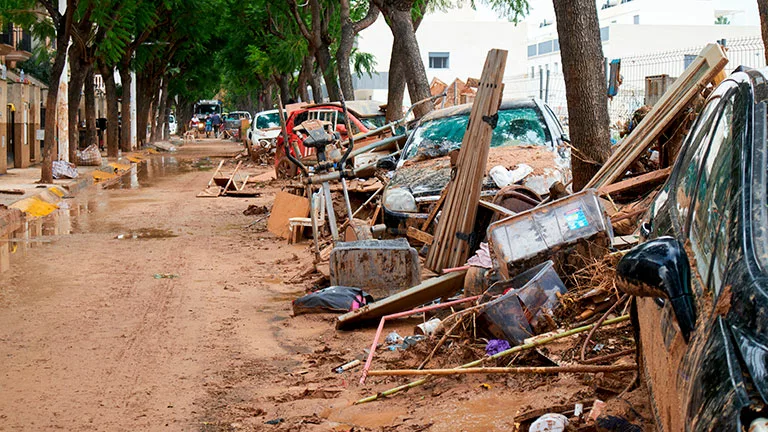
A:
[633, 15, 640, 24]
[527, 45, 537, 58]
[538, 40, 553, 55]
[429, 52, 449, 69]
[690, 97, 739, 293]
[553, 39, 560, 52]
[600, 27, 610, 42]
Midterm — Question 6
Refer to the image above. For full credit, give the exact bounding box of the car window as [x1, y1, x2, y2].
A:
[754, 101, 768, 273]
[403, 106, 552, 161]
[360, 115, 386, 130]
[256, 113, 280, 129]
[690, 95, 740, 294]
[674, 96, 722, 228]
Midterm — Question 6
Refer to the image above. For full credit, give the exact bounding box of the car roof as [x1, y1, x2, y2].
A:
[417, 98, 540, 123]
[299, 101, 386, 118]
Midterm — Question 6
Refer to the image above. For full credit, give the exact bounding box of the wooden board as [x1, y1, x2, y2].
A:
[426, 49, 508, 272]
[335, 270, 467, 329]
[598, 167, 671, 197]
[406, 226, 433, 245]
[267, 191, 310, 239]
[585, 43, 728, 189]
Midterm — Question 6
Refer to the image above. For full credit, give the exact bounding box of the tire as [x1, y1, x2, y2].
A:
[275, 156, 298, 179]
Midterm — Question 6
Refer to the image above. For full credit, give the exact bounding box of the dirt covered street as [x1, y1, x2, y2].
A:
[0, 140, 649, 431]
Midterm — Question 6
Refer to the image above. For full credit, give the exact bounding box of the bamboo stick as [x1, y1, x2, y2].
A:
[354, 314, 630, 404]
[368, 364, 637, 377]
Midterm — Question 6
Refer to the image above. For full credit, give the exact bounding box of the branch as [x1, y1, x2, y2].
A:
[39, 0, 61, 27]
[286, 0, 313, 44]
[352, 3, 380, 34]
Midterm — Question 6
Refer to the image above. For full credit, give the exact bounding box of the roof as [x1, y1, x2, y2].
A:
[417, 98, 539, 123]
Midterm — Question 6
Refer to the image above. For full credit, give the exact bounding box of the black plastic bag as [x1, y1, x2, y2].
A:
[292, 286, 374, 315]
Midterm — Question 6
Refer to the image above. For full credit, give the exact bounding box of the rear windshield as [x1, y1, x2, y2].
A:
[403, 106, 552, 161]
[360, 115, 386, 130]
[256, 113, 281, 129]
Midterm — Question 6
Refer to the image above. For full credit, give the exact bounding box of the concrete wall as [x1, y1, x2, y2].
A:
[7, 80, 31, 169]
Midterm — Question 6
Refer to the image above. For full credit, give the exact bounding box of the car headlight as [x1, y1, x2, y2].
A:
[383, 187, 418, 213]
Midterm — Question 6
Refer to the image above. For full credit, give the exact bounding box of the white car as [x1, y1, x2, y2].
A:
[247, 109, 282, 147]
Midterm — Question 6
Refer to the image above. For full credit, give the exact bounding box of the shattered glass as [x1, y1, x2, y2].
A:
[404, 107, 552, 161]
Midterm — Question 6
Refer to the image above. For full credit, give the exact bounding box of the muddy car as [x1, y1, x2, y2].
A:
[615, 67, 768, 431]
[381, 98, 569, 233]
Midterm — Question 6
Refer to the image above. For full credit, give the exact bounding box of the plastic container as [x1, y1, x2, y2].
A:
[487, 189, 613, 279]
[477, 261, 566, 344]
[330, 238, 420, 299]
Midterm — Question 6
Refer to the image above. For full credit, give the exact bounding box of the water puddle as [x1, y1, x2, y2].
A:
[0, 152, 210, 274]
[115, 228, 178, 240]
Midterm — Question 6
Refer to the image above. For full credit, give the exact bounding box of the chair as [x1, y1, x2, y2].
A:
[289, 192, 325, 244]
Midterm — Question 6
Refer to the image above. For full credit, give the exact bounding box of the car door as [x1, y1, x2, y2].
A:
[638, 81, 741, 432]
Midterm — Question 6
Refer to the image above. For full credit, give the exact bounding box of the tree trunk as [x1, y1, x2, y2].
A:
[315, 44, 340, 102]
[553, 0, 612, 191]
[338, 0, 380, 101]
[385, 44, 406, 122]
[152, 76, 169, 141]
[265, 82, 275, 109]
[99, 64, 120, 158]
[279, 73, 291, 104]
[84, 67, 97, 148]
[297, 57, 311, 103]
[309, 62, 324, 103]
[118, 63, 132, 152]
[67, 50, 88, 162]
[759, 0, 768, 64]
[136, 76, 158, 147]
[388, 8, 431, 118]
[42, 16, 74, 183]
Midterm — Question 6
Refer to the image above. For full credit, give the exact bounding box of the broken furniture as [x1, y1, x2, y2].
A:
[288, 192, 325, 244]
[197, 160, 249, 197]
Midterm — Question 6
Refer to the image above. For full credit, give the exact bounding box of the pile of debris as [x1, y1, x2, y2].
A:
[241, 43, 729, 430]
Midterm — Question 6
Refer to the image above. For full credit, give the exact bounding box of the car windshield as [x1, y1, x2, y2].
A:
[256, 113, 281, 129]
[195, 104, 219, 115]
[360, 115, 386, 130]
[403, 106, 551, 161]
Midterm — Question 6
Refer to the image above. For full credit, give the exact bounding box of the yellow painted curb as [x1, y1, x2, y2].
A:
[9, 186, 68, 218]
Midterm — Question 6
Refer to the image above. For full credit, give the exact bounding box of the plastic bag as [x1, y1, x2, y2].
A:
[52, 160, 78, 179]
[76, 144, 103, 166]
[292, 286, 374, 315]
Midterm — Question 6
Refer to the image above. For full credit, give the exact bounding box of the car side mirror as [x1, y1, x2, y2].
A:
[561, 133, 571, 144]
[615, 236, 697, 342]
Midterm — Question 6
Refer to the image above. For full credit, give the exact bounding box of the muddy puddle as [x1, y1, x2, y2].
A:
[106, 156, 216, 190]
[0, 153, 210, 274]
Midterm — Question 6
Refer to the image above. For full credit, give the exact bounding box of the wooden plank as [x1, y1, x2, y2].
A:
[478, 199, 516, 217]
[267, 191, 310, 239]
[406, 226, 433, 245]
[598, 167, 671, 197]
[420, 187, 448, 231]
[586, 43, 727, 189]
[426, 49, 508, 273]
[335, 270, 467, 329]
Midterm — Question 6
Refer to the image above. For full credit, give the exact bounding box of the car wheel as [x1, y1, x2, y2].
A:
[275, 156, 298, 179]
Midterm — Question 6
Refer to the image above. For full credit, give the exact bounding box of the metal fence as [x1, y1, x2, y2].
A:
[503, 36, 766, 128]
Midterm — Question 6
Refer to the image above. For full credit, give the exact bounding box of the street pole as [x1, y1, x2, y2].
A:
[130, 71, 137, 149]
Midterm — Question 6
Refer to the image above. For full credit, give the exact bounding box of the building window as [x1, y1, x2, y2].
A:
[538, 40, 553, 55]
[600, 26, 610, 42]
[428, 52, 449, 69]
[633, 15, 640, 24]
[554, 39, 560, 52]
[527, 44, 537, 58]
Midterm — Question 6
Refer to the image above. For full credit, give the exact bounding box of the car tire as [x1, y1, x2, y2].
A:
[275, 156, 298, 179]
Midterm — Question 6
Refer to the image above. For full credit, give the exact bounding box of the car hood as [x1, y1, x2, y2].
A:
[389, 145, 571, 198]
[253, 128, 281, 140]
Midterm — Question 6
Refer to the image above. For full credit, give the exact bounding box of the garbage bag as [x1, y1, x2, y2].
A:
[52, 160, 79, 179]
[292, 286, 374, 315]
[76, 144, 103, 166]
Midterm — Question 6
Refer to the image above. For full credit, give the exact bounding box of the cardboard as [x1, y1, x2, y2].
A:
[267, 191, 309, 239]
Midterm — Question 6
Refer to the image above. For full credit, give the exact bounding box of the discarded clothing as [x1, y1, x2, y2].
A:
[485, 339, 511, 356]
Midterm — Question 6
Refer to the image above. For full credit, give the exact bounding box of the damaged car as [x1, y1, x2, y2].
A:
[615, 67, 768, 431]
[381, 98, 570, 234]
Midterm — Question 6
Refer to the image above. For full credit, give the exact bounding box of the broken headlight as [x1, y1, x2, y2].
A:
[383, 187, 418, 213]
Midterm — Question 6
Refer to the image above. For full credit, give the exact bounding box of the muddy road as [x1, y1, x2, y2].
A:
[0, 140, 645, 431]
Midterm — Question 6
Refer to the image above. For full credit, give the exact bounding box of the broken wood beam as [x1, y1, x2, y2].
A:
[367, 364, 638, 377]
[407, 226, 433, 245]
[598, 167, 671, 197]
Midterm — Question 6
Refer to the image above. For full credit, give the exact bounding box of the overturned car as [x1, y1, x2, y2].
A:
[381, 98, 570, 234]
